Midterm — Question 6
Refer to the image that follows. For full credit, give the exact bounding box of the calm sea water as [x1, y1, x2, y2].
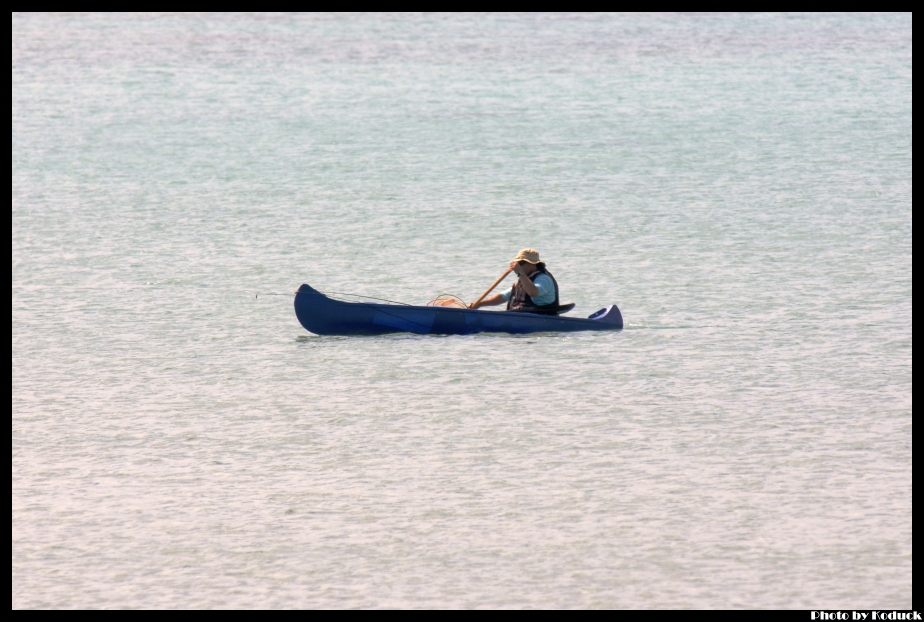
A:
[12, 13, 912, 609]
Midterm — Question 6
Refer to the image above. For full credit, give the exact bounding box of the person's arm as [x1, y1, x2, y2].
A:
[469, 293, 506, 309]
[516, 271, 539, 297]
[508, 260, 540, 297]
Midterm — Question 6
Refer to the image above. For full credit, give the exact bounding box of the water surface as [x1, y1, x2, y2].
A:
[11, 13, 912, 608]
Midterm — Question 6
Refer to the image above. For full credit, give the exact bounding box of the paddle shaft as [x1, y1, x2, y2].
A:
[471, 268, 513, 308]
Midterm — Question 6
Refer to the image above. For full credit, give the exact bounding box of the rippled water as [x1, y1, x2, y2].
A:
[12, 13, 912, 609]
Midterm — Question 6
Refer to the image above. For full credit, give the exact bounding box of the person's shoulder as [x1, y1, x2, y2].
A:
[535, 272, 554, 290]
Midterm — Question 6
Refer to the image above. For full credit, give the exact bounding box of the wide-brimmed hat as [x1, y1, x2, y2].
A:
[511, 248, 541, 264]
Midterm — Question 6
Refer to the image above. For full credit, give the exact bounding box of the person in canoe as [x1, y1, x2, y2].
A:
[469, 249, 562, 313]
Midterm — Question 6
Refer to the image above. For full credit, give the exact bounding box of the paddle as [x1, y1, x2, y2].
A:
[469, 268, 513, 309]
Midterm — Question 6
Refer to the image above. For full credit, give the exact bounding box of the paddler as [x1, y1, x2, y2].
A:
[469, 249, 561, 313]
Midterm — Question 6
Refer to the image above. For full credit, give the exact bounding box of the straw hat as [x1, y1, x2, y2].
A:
[511, 248, 541, 264]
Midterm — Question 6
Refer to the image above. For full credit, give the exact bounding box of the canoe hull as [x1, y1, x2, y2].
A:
[294, 284, 623, 336]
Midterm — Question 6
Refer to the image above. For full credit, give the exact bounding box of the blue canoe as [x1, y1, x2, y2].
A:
[294, 283, 623, 336]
